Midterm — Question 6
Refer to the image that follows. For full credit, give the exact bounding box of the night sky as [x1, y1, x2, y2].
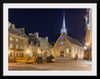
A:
[9, 9, 87, 45]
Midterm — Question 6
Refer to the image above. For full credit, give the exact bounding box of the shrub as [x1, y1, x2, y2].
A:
[36, 57, 43, 63]
[46, 55, 55, 63]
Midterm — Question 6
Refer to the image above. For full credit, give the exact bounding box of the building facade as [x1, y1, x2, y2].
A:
[84, 9, 92, 60]
[8, 22, 29, 58]
[8, 21, 53, 60]
[28, 32, 53, 58]
[52, 13, 84, 59]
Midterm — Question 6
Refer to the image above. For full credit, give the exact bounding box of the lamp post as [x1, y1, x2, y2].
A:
[86, 43, 89, 46]
[27, 50, 30, 57]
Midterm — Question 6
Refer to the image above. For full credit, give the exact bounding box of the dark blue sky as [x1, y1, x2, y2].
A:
[9, 9, 87, 45]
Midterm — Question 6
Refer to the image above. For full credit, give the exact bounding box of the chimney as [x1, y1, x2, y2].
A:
[45, 36, 48, 42]
[20, 28, 25, 33]
[8, 22, 11, 29]
[29, 33, 34, 36]
[11, 24, 15, 28]
[34, 32, 39, 38]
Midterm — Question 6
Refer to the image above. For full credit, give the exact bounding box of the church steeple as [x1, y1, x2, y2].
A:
[61, 12, 67, 35]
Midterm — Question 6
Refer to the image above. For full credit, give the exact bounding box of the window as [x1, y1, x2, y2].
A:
[16, 38, 18, 42]
[61, 42, 64, 45]
[10, 52, 12, 57]
[16, 53, 18, 57]
[29, 53, 31, 57]
[21, 39, 23, 42]
[10, 44, 13, 48]
[31, 42, 33, 45]
[67, 48, 69, 53]
[61, 36, 63, 39]
[16, 45, 18, 49]
[21, 46, 23, 50]
[21, 53, 23, 57]
[10, 37, 13, 41]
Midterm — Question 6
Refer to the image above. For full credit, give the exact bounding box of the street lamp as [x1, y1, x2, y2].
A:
[27, 50, 30, 53]
[27, 50, 30, 57]
[86, 43, 89, 46]
[84, 46, 87, 50]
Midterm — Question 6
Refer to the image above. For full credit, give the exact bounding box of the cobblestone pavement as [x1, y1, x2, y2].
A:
[8, 59, 92, 71]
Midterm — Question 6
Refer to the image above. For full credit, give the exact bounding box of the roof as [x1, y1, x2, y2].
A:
[66, 35, 83, 47]
[28, 34, 40, 46]
[8, 27, 28, 38]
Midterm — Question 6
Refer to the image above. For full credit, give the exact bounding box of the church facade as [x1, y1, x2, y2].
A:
[52, 13, 84, 59]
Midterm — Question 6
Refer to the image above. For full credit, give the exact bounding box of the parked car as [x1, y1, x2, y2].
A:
[26, 57, 35, 64]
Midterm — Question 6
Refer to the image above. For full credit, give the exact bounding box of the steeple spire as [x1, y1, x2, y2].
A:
[61, 12, 67, 35]
[62, 12, 66, 28]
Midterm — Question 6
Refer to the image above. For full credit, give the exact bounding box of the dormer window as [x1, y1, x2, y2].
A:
[11, 29, 14, 34]
[31, 42, 33, 45]
[18, 32, 20, 35]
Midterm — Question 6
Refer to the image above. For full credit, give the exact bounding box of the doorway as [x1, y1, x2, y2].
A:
[60, 51, 64, 57]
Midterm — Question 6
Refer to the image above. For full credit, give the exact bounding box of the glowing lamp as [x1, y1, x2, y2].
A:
[86, 43, 89, 46]
[27, 50, 30, 53]
[84, 46, 87, 50]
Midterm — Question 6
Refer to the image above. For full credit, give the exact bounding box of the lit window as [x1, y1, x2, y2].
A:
[29, 53, 31, 57]
[10, 37, 13, 41]
[16, 45, 18, 49]
[21, 46, 23, 50]
[67, 48, 69, 53]
[10, 44, 13, 48]
[31, 42, 33, 45]
[61, 42, 64, 45]
[61, 36, 63, 39]
[16, 38, 18, 42]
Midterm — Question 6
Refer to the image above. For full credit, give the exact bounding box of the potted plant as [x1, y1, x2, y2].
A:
[46, 55, 55, 63]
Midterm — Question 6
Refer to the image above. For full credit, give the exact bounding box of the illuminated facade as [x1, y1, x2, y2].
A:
[84, 9, 92, 60]
[8, 22, 53, 59]
[8, 22, 29, 58]
[52, 13, 84, 59]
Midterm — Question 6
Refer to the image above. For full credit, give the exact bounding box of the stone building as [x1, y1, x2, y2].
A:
[52, 13, 84, 59]
[8, 22, 28, 58]
[84, 9, 92, 60]
[28, 33, 41, 57]
[28, 32, 53, 57]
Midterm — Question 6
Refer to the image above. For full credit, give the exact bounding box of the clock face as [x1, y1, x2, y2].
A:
[61, 42, 64, 45]
[61, 36, 63, 39]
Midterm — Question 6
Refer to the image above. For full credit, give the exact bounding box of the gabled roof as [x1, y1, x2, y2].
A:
[65, 35, 83, 47]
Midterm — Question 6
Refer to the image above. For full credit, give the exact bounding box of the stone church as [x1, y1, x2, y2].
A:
[52, 13, 84, 59]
